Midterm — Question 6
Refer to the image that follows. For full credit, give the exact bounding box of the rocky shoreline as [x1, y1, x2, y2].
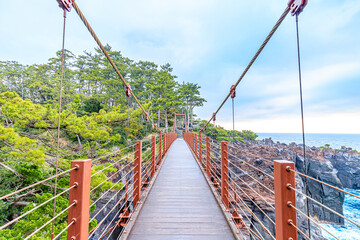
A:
[225, 137, 360, 240]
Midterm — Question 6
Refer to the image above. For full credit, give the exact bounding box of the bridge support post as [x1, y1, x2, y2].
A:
[206, 137, 211, 179]
[199, 133, 202, 165]
[274, 160, 297, 240]
[162, 134, 165, 157]
[158, 135, 162, 165]
[195, 134, 198, 159]
[133, 141, 142, 207]
[151, 136, 156, 178]
[221, 142, 229, 209]
[67, 159, 91, 240]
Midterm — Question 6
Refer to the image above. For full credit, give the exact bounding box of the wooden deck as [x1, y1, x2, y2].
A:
[127, 139, 235, 240]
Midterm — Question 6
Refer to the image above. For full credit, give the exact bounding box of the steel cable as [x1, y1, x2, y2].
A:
[290, 168, 360, 201]
[227, 191, 265, 240]
[201, 6, 291, 132]
[288, 202, 339, 240]
[24, 200, 77, 240]
[212, 143, 274, 180]
[52, 8, 67, 236]
[72, 2, 160, 133]
[229, 180, 275, 226]
[289, 185, 360, 228]
[89, 185, 135, 239]
[0, 184, 76, 230]
[92, 158, 131, 178]
[89, 166, 135, 211]
[53, 218, 76, 240]
[0, 166, 77, 201]
[92, 144, 136, 164]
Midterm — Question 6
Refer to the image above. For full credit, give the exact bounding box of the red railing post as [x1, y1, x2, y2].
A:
[151, 136, 156, 178]
[221, 142, 229, 209]
[162, 134, 165, 157]
[198, 133, 202, 165]
[166, 133, 168, 152]
[133, 141, 142, 207]
[67, 159, 91, 240]
[274, 160, 297, 240]
[158, 134, 162, 165]
[195, 134, 198, 159]
[206, 136, 211, 179]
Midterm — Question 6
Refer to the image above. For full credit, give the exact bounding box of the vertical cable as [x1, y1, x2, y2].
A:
[296, 14, 311, 237]
[232, 98, 235, 143]
[127, 95, 130, 161]
[51, 9, 67, 238]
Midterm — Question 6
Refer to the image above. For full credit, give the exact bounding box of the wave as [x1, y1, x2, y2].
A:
[322, 189, 360, 240]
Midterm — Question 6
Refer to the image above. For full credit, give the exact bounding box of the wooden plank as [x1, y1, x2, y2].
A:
[127, 139, 235, 240]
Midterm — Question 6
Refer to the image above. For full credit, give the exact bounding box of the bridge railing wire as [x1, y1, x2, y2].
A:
[183, 132, 278, 240]
[285, 167, 360, 239]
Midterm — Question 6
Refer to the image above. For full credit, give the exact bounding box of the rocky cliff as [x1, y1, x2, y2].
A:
[224, 137, 359, 240]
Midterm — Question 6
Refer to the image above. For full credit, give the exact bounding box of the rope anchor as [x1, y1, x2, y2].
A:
[288, 0, 308, 16]
[56, 0, 74, 12]
[230, 85, 236, 99]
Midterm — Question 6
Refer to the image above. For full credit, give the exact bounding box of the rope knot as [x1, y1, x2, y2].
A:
[288, 0, 308, 16]
[56, 0, 74, 12]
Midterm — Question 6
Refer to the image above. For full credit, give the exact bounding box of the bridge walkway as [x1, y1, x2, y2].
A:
[127, 139, 235, 240]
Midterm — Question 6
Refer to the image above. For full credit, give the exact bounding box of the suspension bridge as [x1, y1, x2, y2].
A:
[1, 0, 359, 239]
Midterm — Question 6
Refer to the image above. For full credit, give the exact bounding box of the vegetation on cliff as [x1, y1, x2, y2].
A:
[0, 46, 205, 239]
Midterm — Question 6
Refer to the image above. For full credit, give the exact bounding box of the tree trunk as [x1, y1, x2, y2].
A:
[165, 107, 168, 133]
[186, 99, 190, 130]
[157, 108, 161, 127]
[190, 106, 194, 127]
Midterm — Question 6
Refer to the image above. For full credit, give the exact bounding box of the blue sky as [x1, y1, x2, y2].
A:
[1, 0, 360, 133]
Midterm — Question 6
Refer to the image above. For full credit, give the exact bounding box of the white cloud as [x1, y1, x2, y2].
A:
[219, 112, 360, 134]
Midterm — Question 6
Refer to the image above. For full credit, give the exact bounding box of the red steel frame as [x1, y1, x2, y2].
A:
[158, 135, 162, 165]
[221, 142, 229, 209]
[133, 141, 142, 207]
[274, 160, 297, 240]
[206, 137, 211, 179]
[151, 136, 156, 178]
[198, 133, 202, 165]
[173, 113, 188, 133]
[67, 159, 92, 240]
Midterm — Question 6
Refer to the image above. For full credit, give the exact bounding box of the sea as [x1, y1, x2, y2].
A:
[257, 133, 360, 239]
[257, 133, 360, 151]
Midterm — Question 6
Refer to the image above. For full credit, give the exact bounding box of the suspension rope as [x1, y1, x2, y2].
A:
[232, 98, 235, 142]
[89, 184, 135, 239]
[295, 14, 311, 237]
[288, 202, 339, 240]
[0, 183, 76, 230]
[201, 6, 291, 132]
[89, 166, 135, 210]
[72, 2, 160, 133]
[289, 168, 360, 200]
[289, 185, 360, 228]
[0, 166, 77, 201]
[24, 200, 77, 240]
[52, 8, 67, 236]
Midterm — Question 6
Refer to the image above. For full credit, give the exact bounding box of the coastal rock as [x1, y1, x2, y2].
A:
[227, 137, 355, 239]
[329, 152, 360, 189]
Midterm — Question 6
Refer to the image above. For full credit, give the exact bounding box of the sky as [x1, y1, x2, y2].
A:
[0, 0, 359, 133]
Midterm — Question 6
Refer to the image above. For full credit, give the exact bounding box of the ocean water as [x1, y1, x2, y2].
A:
[257, 133, 360, 151]
[322, 189, 360, 240]
[256, 133, 360, 239]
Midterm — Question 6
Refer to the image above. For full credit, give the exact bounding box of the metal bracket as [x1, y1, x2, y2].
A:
[288, 0, 308, 16]
[230, 85, 236, 99]
[56, 0, 74, 12]
[125, 84, 132, 97]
